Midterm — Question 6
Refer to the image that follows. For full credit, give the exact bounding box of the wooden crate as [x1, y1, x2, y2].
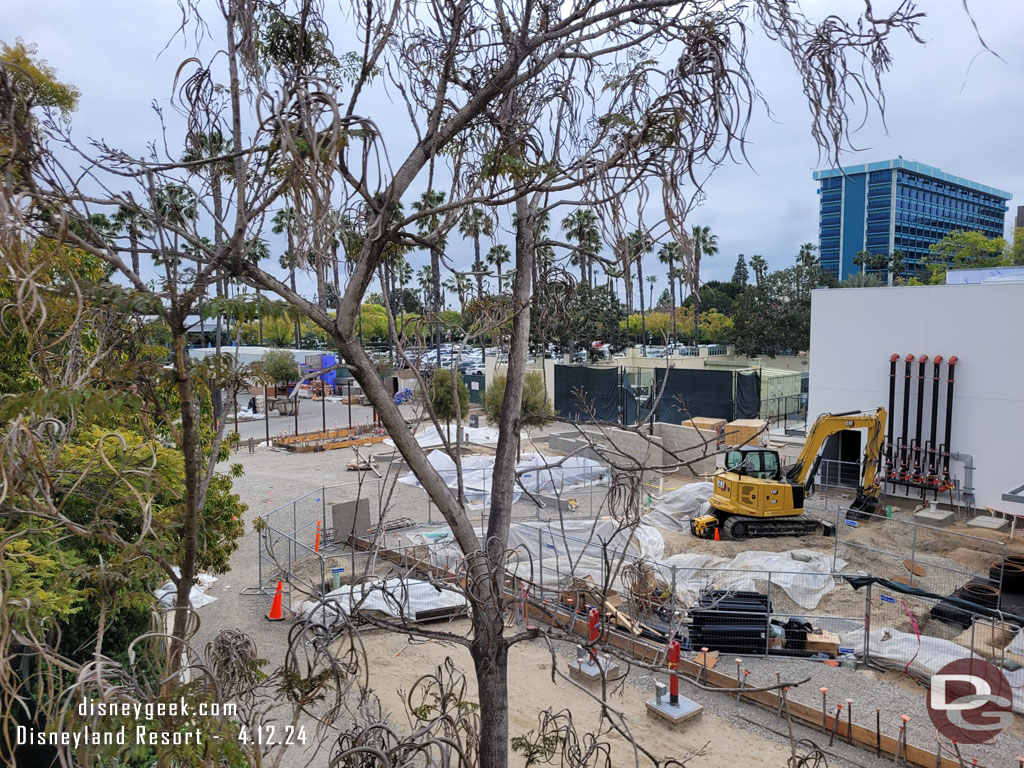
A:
[723, 418, 768, 447]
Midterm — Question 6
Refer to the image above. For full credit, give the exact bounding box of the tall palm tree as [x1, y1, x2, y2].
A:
[689, 224, 718, 348]
[647, 274, 657, 317]
[626, 230, 653, 352]
[417, 265, 433, 308]
[182, 130, 234, 351]
[486, 244, 511, 294]
[412, 190, 447, 362]
[658, 241, 682, 344]
[112, 206, 150, 278]
[562, 208, 601, 286]
[272, 206, 300, 347]
[458, 207, 493, 300]
[749, 254, 768, 287]
[245, 237, 270, 344]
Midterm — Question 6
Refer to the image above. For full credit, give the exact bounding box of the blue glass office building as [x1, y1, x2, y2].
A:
[813, 159, 1011, 280]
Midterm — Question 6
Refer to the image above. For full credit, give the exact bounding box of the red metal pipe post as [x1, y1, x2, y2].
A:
[668, 640, 680, 706]
[587, 607, 600, 664]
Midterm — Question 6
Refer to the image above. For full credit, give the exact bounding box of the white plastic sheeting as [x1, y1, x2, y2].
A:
[154, 573, 218, 609]
[842, 628, 1024, 714]
[399, 450, 608, 505]
[643, 482, 713, 532]
[660, 549, 845, 610]
[300, 578, 468, 624]
[384, 425, 525, 449]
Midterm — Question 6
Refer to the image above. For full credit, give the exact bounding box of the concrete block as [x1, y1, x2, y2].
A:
[332, 498, 371, 542]
[568, 657, 619, 684]
[914, 506, 955, 527]
[645, 695, 703, 725]
[967, 515, 1009, 531]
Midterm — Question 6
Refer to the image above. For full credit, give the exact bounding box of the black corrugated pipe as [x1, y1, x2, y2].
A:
[900, 354, 914, 479]
[942, 356, 958, 483]
[913, 355, 928, 482]
[887, 353, 899, 477]
[927, 355, 943, 484]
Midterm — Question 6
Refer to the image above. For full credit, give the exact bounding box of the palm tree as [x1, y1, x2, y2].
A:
[112, 206, 150, 277]
[486, 244, 511, 294]
[245, 237, 270, 344]
[658, 241, 682, 344]
[612, 236, 635, 316]
[628, 230, 653, 352]
[182, 130, 234, 352]
[562, 208, 600, 286]
[417, 265, 433, 308]
[749, 254, 768, 287]
[458, 207, 493, 300]
[840, 272, 882, 288]
[689, 224, 718, 348]
[272, 207, 300, 347]
[412, 190, 447, 362]
[647, 274, 657, 317]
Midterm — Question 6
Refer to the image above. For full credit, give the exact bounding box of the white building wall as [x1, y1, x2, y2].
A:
[808, 283, 1024, 510]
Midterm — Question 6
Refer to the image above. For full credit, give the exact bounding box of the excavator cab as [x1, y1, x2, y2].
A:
[724, 449, 783, 481]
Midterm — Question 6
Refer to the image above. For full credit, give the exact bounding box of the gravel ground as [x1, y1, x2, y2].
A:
[195, 418, 1024, 767]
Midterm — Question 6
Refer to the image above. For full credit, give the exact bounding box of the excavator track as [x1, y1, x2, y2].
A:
[720, 513, 821, 541]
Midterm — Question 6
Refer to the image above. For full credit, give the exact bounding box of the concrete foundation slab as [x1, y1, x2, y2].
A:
[967, 515, 1009, 531]
[645, 696, 703, 725]
[568, 658, 619, 683]
[914, 507, 955, 527]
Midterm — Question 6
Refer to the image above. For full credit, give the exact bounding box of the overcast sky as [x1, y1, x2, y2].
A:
[6, 1, 1023, 302]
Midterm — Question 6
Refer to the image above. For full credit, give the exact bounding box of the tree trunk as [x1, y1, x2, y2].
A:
[637, 251, 646, 356]
[473, 618, 509, 768]
[669, 264, 677, 345]
[431, 245, 441, 366]
[130, 231, 140, 278]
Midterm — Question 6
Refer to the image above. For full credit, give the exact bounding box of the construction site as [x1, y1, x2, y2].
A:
[192, 279, 1024, 768]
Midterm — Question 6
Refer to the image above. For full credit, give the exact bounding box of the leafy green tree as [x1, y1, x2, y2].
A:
[429, 371, 470, 439]
[732, 253, 749, 286]
[484, 372, 550, 430]
[657, 241, 682, 342]
[262, 348, 299, 390]
[918, 229, 1011, 284]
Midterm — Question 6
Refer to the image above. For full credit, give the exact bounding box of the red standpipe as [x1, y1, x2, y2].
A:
[668, 639, 680, 706]
[587, 607, 600, 664]
[899, 354, 915, 480]
[927, 356, 943, 486]
[912, 356, 928, 483]
[886, 354, 899, 478]
[941, 356, 958, 486]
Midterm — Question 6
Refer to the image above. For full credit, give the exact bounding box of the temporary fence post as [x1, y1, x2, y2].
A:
[765, 572, 772, 656]
[863, 583, 872, 666]
[257, 529, 264, 593]
[538, 528, 545, 599]
[322, 486, 327, 537]
[832, 507, 841, 571]
[910, 523, 919, 585]
[293, 501, 297, 543]
[999, 541, 1007, 597]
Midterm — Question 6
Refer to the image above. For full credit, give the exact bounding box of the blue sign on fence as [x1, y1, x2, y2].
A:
[844, 520, 858, 527]
[838, 647, 855, 655]
[880, 594, 895, 604]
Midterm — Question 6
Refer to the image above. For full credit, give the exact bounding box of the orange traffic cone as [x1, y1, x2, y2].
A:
[314, 520, 322, 553]
[266, 580, 286, 621]
[713, 526, 720, 542]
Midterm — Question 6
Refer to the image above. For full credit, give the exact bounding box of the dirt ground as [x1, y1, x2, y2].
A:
[200, 423, 1024, 767]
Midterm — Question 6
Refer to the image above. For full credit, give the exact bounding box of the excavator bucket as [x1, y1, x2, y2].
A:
[846, 491, 879, 522]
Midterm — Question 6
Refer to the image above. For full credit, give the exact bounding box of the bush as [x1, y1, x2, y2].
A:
[429, 371, 470, 425]
[262, 349, 299, 388]
[484, 371, 551, 429]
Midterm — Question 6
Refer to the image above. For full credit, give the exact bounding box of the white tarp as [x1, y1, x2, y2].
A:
[399, 450, 608, 505]
[660, 549, 845, 610]
[154, 572, 218, 609]
[842, 628, 1024, 714]
[384, 425, 525, 449]
[643, 482, 713, 531]
[300, 578, 468, 624]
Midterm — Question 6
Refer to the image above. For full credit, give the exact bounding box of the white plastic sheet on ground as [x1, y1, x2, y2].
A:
[643, 482, 713, 532]
[384, 425, 525, 449]
[154, 572, 218, 609]
[660, 549, 845, 610]
[842, 628, 1024, 714]
[399, 450, 608, 505]
[299, 578, 468, 624]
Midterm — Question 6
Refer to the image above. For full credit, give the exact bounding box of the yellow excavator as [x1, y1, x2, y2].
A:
[690, 408, 887, 541]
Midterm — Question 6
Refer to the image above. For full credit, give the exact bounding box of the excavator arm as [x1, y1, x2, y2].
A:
[785, 408, 888, 514]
